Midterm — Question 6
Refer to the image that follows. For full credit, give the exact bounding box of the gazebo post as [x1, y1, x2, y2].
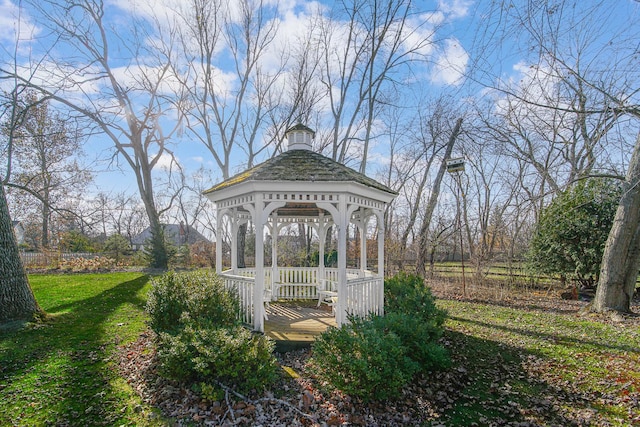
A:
[271, 213, 278, 298]
[215, 209, 223, 273]
[377, 214, 385, 315]
[253, 196, 265, 332]
[359, 211, 368, 275]
[231, 209, 239, 272]
[318, 213, 326, 283]
[336, 195, 348, 326]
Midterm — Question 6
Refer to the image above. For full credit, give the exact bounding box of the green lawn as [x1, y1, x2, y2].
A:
[438, 299, 640, 426]
[0, 272, 165, 427]
[1, 273, 638, 426]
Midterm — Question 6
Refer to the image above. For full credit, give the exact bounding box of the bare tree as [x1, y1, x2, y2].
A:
[0, 85, 43, 323]
[317, 0, 438, 170]
[86, 191, 146, 244]
[594, 131, 640, 312]
[481, 74, 616, 220]
[160, 166, 214, 243]
[472, 0, 640, 312]
[456, 129, 520, 277]
[0, 179, 43, 323]
[170, 0, 322, 267]
[1, 0, 184, 268]
[172, 0, 305, 174]
[3, 92, 91, 248]
[415, 116, 463, 277]
[0, 5, 46, 322]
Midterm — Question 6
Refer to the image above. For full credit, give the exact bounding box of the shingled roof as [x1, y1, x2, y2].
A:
[203, 149, 396, 195]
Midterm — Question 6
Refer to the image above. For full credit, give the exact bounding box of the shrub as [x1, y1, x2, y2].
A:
[310, 317, 419, 402]
[526, 178, 620, 287]
[146, 270, 239, 335]
[383, 272, 450, 370]
[370, 312, 450, 371]
[103, 234, 132, 263]
[384, 272, 447, 325]
[143, 225, 176, 268]
[310, 272, 450, 400]
[59, 230, 94, 252]
[156, 324, 278, 394]
[147, 270, 278, 394]
[58, 256, 115, 272]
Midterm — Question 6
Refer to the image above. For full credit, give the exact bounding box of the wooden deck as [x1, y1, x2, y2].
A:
[264, 301, 337, 351]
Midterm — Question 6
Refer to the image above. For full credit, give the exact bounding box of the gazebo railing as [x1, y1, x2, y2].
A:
[345, 276, 383, 316]
[220, 267, 383, 326]
[221, 271, 255, 325]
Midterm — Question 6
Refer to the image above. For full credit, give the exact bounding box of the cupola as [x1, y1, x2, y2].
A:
[285, 123, 315, 151]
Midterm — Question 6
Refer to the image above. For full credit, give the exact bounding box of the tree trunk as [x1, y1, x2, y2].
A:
[0, 181, 43, 323]
[41, 190, 50, 248]
[593, 132, 640, 313]
[416, 118, 463, 277]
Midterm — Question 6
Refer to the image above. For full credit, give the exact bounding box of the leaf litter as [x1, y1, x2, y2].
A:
[118, 285, 640, 426]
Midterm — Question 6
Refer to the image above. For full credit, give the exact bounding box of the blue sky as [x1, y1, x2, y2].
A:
[1, 0, 479, 191]
[2, 0, 638, 215]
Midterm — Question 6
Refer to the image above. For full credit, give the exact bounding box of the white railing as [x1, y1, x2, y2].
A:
[275, 267, 318, 300]
[223, 267, 384, 326]
[233, 268, 273, 287]
[278, 267, 318, 285]
[345, 276, 383, 317]
[221, 271, 255, 325]
[324, 268, 368, 282]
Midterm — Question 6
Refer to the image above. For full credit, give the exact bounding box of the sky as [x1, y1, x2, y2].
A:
[1, 0, 478, 192]
[2, 0, 638, 227]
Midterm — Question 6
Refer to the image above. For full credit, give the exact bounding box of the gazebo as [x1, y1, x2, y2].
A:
[204, 124, 397, 332]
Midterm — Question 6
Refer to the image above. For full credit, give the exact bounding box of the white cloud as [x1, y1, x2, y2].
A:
[107, 0, 179, 23]
[153, 152, 178, 171]
[6, 60, 103, 99]
[438, 0, 473, 20]
[400, 14, 439, 58]
[0, 0, 39, 46]
[431, 38, 468, 86]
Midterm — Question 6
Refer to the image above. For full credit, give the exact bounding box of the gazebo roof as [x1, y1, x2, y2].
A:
[203, 149, 397, 196]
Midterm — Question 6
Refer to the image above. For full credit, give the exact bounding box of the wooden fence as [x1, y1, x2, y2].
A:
[19, 252, 101, 267]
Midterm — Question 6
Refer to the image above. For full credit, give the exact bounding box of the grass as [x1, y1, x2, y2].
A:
[2, 272, 638, 425]
[438, 298, 640, 426]
[0, 272, 165, 427]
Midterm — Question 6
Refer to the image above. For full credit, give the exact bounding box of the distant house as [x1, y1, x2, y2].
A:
[12, 221, 25, 245]
[131, 223, 210, 251]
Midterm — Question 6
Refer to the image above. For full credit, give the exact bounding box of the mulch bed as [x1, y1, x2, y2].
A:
[118, 331, 472, 426]
[118, 285, 639, 426]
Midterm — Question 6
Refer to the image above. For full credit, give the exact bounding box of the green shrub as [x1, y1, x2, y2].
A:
[310, 273, 450, 400]
[383, 273, 449, 371]
[157, 323, 278, 394]
[147, 271, 278, 394]
[526, 178, 620, 287]
[103, 234, 132, 263]
[146, 270, 239, 335]
[384, 272, 447, 325]
[370, 312, 450, 371]
[310, 317, 419, 401]
[143, 225, 176, 268]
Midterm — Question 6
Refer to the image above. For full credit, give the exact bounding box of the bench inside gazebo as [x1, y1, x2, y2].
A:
[204, 124, 397, 333]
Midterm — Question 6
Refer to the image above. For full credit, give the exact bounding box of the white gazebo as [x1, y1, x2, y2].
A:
[204, 124, 397, 332]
